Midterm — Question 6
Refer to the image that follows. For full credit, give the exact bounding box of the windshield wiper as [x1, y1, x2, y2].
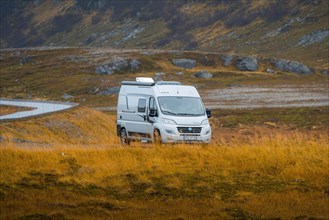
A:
[177, 113, 201, 116]
[162, 110, 177, 115]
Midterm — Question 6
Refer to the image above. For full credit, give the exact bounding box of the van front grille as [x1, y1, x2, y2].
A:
[177, 127, 202, 134]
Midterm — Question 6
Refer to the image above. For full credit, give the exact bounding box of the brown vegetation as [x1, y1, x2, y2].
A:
[0, 107, 328, 219]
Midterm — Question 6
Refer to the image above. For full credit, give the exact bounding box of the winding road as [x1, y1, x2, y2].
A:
[0, 99, 78, 120]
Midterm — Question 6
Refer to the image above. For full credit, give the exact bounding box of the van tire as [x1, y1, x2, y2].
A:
[153, 129, 162, 145]
[120, 128, 130, 145]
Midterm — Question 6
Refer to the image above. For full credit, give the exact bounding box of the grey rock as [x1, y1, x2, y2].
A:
[20, 55, 30, 65]
[172, 59, 196, 69]
[95, 65, 113, 75]
[221, 54, 233, 67]
[111, 58, 130, 71]
[194, 71, 213, 79]
[275, 59, 312, 75]
[63, 93, 74, 99]
[265, 68, 275, 74]
[97, 87, 120, 95]
[298, 30, 329, 46]
[96, 58, 140, 75]
[130, 59, 141, 71]
[176, 71, 184, 75]
[236, 56, 259, 71]
[0, 136, 5, 142]
[321, 70, 329, 75]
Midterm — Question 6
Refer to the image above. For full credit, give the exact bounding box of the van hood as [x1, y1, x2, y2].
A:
[164, 115, 207, 126]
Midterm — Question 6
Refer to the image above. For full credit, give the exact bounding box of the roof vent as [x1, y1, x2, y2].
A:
[136, 77, 154, 83]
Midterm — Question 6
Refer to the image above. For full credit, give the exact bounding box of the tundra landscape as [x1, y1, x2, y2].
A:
[0, 0, 329, 219]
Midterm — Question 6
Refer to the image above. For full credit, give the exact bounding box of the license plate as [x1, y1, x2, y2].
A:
[183, 136, 198, 141]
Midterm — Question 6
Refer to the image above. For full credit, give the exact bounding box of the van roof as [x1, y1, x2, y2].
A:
[120, 79, 200, 97]
[121, 80, 181, 86]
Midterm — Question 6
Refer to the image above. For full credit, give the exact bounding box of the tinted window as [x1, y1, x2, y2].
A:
[138, 99, 146, 112]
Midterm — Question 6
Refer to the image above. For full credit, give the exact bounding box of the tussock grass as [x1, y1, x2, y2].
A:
[0, 107, 328, 219]
[0, 133, 328, 219]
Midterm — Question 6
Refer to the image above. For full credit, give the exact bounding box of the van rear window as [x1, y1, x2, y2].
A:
[138, 99, 146, 112]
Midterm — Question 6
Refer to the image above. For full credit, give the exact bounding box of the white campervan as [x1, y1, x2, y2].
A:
[116, 77, 211, 144]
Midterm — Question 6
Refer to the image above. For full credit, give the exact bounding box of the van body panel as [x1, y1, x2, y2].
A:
[117, 79, 211, 144]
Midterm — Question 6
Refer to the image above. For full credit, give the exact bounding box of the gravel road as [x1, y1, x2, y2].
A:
[0, 99, 78, 120]
[202, 85, 329, 109]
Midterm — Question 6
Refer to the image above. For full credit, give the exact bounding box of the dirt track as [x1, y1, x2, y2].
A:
[202, 84, 329, 109]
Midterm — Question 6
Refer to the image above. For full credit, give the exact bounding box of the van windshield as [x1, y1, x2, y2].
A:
[158, 97, 205, 116]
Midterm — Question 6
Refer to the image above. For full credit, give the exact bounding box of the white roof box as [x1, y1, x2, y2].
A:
[136, 77, 154, 83]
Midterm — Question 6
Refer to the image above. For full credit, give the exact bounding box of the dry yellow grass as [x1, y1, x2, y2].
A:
[0, 107, 328, 219]
[0, 133, 328, 219]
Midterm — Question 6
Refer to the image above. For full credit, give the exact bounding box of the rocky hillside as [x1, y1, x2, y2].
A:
[0, 0, 328, 68]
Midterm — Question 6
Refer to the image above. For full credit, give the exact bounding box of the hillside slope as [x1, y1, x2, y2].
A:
[1, 0, 328, 66]
[0, 107, 117, 146]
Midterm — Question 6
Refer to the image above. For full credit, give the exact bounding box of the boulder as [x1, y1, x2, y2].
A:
[130, 59, 141, 71]
[172, 59, 196, 69]
[20, 55, 31, 65]
[275, 59, 312, 75]
[221, 54, 233, 67]
[194, 71, 213, 79]
[236, 56, 258, 71]
[321, 70, 329, 75]
[176, 71, 184, 75]
[95, 58, 140, 75]
[95, 65, 113, 75]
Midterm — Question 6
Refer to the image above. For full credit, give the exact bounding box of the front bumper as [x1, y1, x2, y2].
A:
[159, 124, 211, 143]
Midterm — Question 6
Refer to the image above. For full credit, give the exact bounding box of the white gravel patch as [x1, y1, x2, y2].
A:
[202, 85, 329, 109]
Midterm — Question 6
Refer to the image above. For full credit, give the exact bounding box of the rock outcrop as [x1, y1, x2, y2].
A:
[274, 59, 312, 75]
[236, 56, 258, 71]
[297, 29, 329, 46]
[194, 71, 213, 78]
[172, 59, 196, 69]
[95, 58, 140, 75]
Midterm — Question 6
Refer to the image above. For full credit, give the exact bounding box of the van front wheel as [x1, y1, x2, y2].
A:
[153, 129, 162, 145]
[120, 128, 130, 145]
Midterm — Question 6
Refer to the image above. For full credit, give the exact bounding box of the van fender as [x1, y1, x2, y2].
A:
[116, 122, 127, 136]
[152, 124, 162, 136]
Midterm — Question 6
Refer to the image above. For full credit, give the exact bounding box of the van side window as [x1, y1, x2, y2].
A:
[138, 99, 146, 113]
[149, 97, 156, 110]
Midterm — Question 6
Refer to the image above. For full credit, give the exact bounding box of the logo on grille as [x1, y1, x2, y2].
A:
[188, 127, 192, 132]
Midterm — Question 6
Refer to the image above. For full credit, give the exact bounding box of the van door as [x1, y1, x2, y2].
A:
[128, 98, 152, 140]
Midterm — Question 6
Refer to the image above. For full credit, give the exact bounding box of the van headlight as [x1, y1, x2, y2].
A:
[162, 118, 176, 125]
[201, 119, 209, 125]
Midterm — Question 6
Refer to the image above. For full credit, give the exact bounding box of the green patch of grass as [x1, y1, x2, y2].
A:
[213, 107, 329, 128]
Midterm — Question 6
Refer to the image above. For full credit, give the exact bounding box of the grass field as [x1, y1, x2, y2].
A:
[0, 134, 328, 219]
[0, 107, 328, 219]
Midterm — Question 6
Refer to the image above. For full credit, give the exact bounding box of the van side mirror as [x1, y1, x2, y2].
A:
[206, 109, 211, 118]
[149, 109, 158, 117]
